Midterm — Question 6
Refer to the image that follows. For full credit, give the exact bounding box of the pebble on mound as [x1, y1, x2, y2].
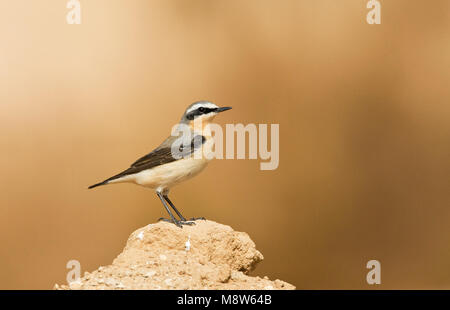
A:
[55, 220, 295, 290]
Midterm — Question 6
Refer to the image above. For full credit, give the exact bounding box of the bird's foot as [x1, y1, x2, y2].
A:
[158, 217, 196, 228]
[188, 217, 206, 221]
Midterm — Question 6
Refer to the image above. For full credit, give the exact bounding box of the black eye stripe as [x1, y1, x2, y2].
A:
[186, 107, 217, 120]
[201, 107, 216, 113]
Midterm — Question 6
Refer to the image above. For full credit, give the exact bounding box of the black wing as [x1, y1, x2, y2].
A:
[131, 134, 206, 167]
[88, 135, 206, 189]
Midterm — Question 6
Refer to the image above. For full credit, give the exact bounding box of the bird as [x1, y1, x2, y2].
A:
[88, 101, 232, 228]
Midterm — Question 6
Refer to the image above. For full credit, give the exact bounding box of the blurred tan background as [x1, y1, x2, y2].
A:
[0, 0, 449, 289]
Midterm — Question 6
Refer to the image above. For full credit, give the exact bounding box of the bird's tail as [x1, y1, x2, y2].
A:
[88, 168, 134, 189]
[88, 180, 109, 189]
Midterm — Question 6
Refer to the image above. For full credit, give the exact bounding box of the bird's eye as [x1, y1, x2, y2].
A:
[198, 107, 206, 113]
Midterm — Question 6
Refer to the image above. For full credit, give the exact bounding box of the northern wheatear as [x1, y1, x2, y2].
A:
[88, 101, 231, 227]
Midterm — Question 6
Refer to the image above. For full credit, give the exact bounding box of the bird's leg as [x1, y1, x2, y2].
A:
[156, 192, 194, 228]
[164, 194, 206, 222]
[163, 195, 187, 221]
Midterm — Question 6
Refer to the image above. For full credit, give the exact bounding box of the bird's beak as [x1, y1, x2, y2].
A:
[216, 107, 232, 113]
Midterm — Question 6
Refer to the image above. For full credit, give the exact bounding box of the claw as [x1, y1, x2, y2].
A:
[158, 217, 195, 228]
[189, 217, 206, 221]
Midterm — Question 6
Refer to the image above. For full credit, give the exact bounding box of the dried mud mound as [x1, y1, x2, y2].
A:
[56, 220, 295, 290]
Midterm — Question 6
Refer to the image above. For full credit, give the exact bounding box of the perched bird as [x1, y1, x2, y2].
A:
[88, 101, 232, 227]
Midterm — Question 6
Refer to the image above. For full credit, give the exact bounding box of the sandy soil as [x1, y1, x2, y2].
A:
[55, 220, 295, 290]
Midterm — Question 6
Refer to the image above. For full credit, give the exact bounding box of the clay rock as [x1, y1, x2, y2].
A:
[56, 220, 295, 290]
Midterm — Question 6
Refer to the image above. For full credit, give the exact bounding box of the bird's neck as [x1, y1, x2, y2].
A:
[189, 119, 214, 138]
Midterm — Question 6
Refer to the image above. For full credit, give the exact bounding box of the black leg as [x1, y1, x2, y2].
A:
[156, 192, 195, 228]
[163, 195, 187, 221]
[164, 195, 206, 222]
[156, 192, 181, 227]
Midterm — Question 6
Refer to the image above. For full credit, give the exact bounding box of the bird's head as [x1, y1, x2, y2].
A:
[180, 101, 232, 126]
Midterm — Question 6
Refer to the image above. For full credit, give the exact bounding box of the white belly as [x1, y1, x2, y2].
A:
[135, 156, 208, 191]
[110, 156, 209, 192]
